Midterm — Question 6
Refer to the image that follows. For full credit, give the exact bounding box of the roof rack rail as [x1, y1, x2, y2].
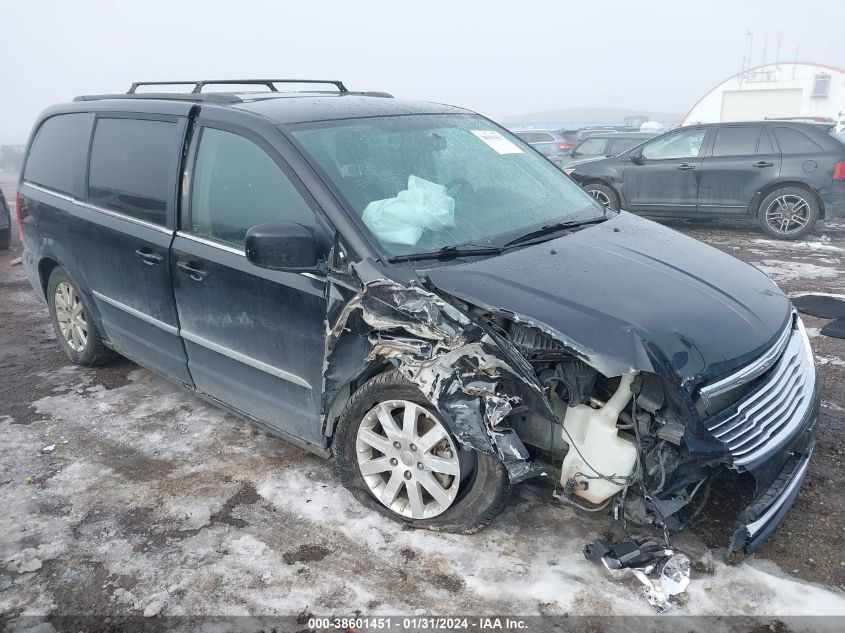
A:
[127, 79, 348, 94]
[74, 93, 244, 103]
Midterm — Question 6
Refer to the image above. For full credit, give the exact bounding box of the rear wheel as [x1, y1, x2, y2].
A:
[334, 370, 510, 533]
[583, 183, 620, 210]
[47, 267, 115, 366]
[757, 187, 819, 240]
[0, 226, 9, 250]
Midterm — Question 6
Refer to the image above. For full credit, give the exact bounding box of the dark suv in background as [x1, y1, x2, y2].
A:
[566, 121, 845, 239]
[555, 132, 655, 168]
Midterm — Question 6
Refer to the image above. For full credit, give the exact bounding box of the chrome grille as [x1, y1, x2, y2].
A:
[703, 328, 815, 466]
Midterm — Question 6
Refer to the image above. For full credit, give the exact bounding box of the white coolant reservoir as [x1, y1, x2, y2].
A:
[559, 372, 638, 505]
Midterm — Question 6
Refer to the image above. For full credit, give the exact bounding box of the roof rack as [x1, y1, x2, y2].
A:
[127, 79, 348, 94]
[74, 79, 393, 103]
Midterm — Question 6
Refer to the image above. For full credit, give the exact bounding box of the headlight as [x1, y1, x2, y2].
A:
[796, 315, 816, 366]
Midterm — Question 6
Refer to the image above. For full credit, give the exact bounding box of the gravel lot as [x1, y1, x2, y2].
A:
[1, 169, 844, 627]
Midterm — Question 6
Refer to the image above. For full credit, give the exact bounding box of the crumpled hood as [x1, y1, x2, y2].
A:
[425, 212, 791, 384]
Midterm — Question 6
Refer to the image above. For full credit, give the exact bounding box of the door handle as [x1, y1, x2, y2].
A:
[677, 163, 696, 171]
[135, 248, 164, 266]
[176, 260, 208, 282]
[754, 161, 774, 168]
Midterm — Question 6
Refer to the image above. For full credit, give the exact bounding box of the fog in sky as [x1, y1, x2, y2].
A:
[0, 0, 840, 143]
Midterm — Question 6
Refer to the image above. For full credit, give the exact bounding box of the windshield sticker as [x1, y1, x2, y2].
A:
[471, 130, 523, 155]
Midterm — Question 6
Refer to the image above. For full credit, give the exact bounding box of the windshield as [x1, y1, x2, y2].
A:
[289, 114, 602, 257]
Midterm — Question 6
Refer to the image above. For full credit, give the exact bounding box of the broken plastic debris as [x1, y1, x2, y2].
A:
[659, 554, 691, 597]
[40, 444, 56, 454]
[361, 175, 455, 246]
[584, 536, 691, 613]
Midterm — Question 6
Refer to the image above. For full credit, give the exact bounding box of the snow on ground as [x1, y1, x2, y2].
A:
[2, 367, 844, 628]
[752, 260, 843, 283]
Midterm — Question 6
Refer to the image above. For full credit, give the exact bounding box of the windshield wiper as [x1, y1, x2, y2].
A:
[503, 216, 608, 248]
[388, 244, 502, 262]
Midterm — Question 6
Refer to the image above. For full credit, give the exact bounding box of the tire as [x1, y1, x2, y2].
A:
[0, 226, 9, 250]
[47, 266, 115, 366]
[333, 370, 510, 534]
[583, 183, 620, 210]
[757, 187, 819, 240]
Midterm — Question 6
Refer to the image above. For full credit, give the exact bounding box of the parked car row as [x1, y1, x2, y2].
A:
[564, 120, 845, 239]
[511, 129, 582, 160]
[17, 80, 817, 561]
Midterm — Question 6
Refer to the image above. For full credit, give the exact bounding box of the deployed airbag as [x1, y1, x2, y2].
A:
[361, 175, 455, 246]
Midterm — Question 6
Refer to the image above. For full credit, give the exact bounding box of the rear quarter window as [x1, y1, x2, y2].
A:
[88, 117, 183, 226]
[773, 127, 823, 154]
[24, 113, 91, 195]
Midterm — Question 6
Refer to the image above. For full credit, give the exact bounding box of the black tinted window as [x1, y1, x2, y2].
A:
[24, 114, 91, 195]
[191, 128, 314, 247]
[712, 127, 760, 156]
[88, 118, 182, 225]
[773, 127, 822, 154]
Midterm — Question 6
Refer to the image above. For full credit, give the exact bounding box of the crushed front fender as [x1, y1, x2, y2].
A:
[323, 261, 555, 482]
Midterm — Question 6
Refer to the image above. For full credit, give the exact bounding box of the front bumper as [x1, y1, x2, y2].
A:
[725, 387, 818, 556]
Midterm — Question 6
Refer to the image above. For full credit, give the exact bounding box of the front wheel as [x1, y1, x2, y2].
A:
[333, 370, 510, 533]
[757, 187, 819, 240]
[583, 183, 620, 210]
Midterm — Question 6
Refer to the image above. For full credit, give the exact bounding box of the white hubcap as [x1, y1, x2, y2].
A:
[54, 281, 88, 353]
[356, 400, 462, 519]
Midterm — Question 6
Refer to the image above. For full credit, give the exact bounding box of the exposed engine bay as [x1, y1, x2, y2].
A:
[479, 316, 717, 534]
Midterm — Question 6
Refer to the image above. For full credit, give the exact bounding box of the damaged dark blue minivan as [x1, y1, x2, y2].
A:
[18, 80, 818, 565]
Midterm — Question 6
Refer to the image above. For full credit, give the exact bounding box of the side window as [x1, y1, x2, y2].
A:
[24, 114, 91, 195]
[190, 128, 315, 247]
[88, 118, 182, 225]
[712, 127, 760, 156]
[773, 127, 823, 154]
[641, 129, 706, 160]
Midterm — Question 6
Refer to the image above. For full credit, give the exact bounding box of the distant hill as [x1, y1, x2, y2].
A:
[503, 107, 683, 125]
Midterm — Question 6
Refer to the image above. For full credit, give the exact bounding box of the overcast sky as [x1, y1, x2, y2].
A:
[0, 0, 840, 143]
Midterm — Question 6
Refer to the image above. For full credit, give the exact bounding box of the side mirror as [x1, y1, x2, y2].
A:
[628, 148, 644, 164]
[245, 221, 322, 272]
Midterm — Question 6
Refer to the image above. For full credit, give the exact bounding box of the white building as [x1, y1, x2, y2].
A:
[683, 62, 845, 131]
